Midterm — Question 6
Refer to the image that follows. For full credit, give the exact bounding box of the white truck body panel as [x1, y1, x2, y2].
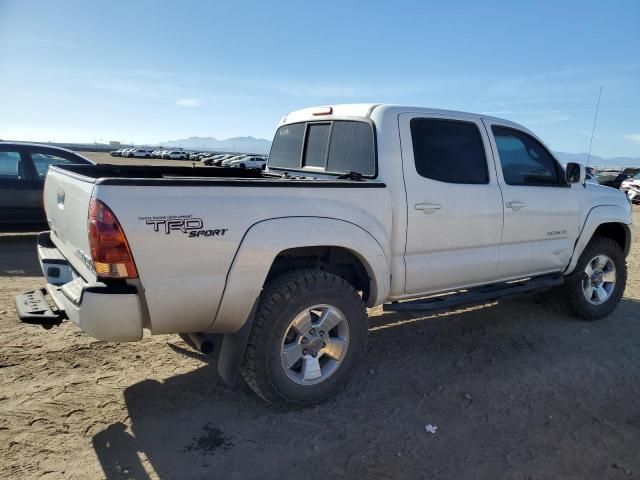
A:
[93, 181, 391, 334]
[482, 117, 583, 278]
[398, 112, 504, 293]
[44, 169, 97, 282]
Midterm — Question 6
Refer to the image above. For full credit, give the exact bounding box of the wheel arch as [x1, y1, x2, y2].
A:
[209, 216, 390, 334]
[565, 204, 633, 275]
[593, 222, 631, 256]
[266, 245, 374, 303]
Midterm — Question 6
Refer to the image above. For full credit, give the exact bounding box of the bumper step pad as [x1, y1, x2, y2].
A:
[15, 288, 66, 328]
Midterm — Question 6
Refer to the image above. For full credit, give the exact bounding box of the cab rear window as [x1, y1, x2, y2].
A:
[268, 120, 376, 176]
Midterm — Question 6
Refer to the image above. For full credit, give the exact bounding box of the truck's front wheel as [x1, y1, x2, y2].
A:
[564, 235, 627, 320]
[241, 270, 368, 406]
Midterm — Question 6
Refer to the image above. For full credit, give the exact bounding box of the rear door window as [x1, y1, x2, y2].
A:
[410, 118, 489, 184]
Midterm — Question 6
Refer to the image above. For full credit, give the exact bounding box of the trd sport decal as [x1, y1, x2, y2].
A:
[138, 215, 228, 238]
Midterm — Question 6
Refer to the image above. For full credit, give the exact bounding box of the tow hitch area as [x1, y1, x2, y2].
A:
[15, 288, 66, 328]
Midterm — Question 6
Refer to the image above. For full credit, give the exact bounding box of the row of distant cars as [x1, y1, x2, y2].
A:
[198, 153, 267, 169]
[110, 148, 267, 170]
[111, 148, 190, 160]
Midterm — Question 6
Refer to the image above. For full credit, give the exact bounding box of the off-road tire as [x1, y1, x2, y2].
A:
[563, 235, 626, 321]
[241, 269, 368, 406]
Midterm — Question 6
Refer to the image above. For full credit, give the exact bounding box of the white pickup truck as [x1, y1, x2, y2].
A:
[16, 104, 633, 405]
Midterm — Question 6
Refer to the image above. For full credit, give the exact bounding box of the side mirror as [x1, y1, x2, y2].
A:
[566, 162, 586, 184]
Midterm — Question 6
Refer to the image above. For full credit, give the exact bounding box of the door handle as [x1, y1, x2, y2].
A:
[506, 201, 525, 211]
[415, 202, 442, 214]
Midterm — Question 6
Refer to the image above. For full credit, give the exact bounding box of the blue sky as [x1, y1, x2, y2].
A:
[0, 0, 638, 157]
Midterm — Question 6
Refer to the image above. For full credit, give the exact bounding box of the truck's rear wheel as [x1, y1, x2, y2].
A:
[241, 269, 368, 406]
[564, 236, 626, 321]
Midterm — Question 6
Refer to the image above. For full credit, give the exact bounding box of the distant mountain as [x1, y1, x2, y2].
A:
[553, 151, 640, 168]
[162, 136, 271, 154]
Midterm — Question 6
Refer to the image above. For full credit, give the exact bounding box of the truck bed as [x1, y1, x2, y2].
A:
[55, 164, 386, 188]
[42, 162, 392, 339]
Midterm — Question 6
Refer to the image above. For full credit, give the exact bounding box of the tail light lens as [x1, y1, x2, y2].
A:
[88, 198, 138, 279]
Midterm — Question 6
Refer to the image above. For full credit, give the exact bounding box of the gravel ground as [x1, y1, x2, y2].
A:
[1, 209, 639, 479]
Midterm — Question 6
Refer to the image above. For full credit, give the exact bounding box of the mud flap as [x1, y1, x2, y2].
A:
[217, 298, 259, 386]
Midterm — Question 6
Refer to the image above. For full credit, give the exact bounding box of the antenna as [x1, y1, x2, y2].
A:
[586, 85, 603, 168]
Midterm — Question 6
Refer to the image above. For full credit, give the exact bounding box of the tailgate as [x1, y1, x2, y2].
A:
[44, 166, 97, 281]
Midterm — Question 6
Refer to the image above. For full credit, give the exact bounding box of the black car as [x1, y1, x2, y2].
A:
[0, 142, 92, 227]
[597, 167, 640, 189]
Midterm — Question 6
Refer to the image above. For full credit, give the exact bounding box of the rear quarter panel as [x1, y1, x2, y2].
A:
[93, 182, 392, 334]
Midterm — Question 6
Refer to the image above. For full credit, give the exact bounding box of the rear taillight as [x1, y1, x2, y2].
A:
[88, 198, 138, 279]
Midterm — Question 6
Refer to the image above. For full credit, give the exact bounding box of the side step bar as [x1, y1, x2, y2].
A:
[384, 274, 564, 313]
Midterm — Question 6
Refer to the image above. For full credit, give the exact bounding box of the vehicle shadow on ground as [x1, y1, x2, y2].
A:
[0, 234, 40, 277]
[92, 296, 640, 479]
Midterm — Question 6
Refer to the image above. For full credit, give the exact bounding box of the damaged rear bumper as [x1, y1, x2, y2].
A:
[15, 232, 144, 342]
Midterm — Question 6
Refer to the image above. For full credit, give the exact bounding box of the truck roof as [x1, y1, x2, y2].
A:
[281, 103, 533, 135]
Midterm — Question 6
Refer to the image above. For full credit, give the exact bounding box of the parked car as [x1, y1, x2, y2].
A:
[212, 154, 234, 166]
[626, 183, 640, 204]
[202, 154, 229, 166]
[0, 142, 91, 227]
[621, 172, 640, 192]
[110, 149, 125, 157]
[126, 148, 153, 158]
[220, 155, 246, 167]
[17, 104, 633, 406]
[594, 169, 622, 187]
[598, 168, 640, 189]
[163, 150, 188, 160]
[226, 156, 267, 170]
[609, 173, 629, 189]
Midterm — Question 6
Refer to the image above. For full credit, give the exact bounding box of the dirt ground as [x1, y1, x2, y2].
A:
[1, 209, 639, 479]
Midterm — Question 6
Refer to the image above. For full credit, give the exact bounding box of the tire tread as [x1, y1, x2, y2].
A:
[564, 235, 627, 321]
[241, 269, 367, 406]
